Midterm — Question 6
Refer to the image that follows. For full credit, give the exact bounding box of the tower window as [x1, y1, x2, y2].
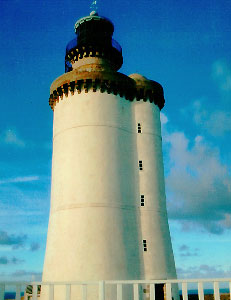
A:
[137, 123, 142, 133]
[139, 160, 143, 170]
[140, 195, 145, 206]
[143, 240, 147, 252]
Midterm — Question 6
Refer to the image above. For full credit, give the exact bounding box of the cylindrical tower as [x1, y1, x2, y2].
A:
[42, 11, 178, 300]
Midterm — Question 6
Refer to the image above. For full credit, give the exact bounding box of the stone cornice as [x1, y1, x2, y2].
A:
[49, 70, 165, 111]
[66, 45, 123, 71]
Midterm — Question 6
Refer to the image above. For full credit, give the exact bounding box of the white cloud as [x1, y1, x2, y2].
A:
[193, 101, 231, 136]
[0, 176, 39, 185]
[177, 264, 231, 279]
[0, 209, 44, 217]
[0, 256, 24, 265]
[0, 231, 27, 249]
[212, 60, 231, 92]
[179, 245, 199, 257]
[181, 60, 231, 138]
[163, 128, 231, 234]
[12, 270, 42, 281]
[194, 135, 203, 143]
[221, 214, 231, 229]
[1, 129, 25, 147]
[0, 178, 50, 231]
[160, 112, 168, 125]
[0, 270, 42, 281]
[30, 242, 40, 252]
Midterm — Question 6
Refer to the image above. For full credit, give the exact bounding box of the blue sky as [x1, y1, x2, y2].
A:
[0, 0, 230, 281]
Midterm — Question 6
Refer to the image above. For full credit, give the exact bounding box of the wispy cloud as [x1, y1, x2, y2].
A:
[0, 176, 39, 185]
[177, 264, 231, 279]
[30, 242, 40, 252]
[0, 256, 24, 265]
[0, 231, 27, 249]
[212, 60, 231, 92]
[0, 209, 44, 217]
[162, 120, 231, 234]
[0, 270, 42, 281]
[11, 270, 42, 281]
[160, 112, 168, 125]
[0, 129, 25, 148]
[179, 245, 199, 257]
[180, 59, 231, 138]
[193, 100, 231, 137]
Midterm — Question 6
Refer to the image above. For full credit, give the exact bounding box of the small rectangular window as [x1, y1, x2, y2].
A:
[140, 195, 145, 206]
[137, 123, 142, 133]
[143, 240, 147, 252]
[139, 160, 143, 170]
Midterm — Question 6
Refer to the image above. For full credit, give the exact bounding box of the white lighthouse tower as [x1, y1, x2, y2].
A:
[42, 11, 178, 300]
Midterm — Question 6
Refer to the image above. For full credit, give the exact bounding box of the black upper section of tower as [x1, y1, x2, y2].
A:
[65, 12, 123, 72]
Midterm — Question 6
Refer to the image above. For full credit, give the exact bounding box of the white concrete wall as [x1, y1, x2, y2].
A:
[134, 101, 177, 279]
[134, 100, 178, 299]
[42, 90, 143, 300]
[42, 89, 178, 300]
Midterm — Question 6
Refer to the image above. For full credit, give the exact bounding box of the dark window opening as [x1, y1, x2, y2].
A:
[139, 160, 143, 170]
[137, 123, 142, 133]
[143, 239, 147, 251]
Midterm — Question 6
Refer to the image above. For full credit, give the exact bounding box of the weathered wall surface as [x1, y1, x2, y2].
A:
[43, 91, 142, 283]
[42, 88, 178, 300]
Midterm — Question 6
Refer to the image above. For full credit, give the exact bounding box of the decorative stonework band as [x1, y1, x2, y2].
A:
[49, 70, 165, 111]
[66, 46, 123, 72]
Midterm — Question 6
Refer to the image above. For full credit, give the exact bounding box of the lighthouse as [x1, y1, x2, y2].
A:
[42, 11, 178, 300]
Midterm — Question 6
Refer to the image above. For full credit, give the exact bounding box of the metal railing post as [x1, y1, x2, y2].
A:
[229, 281, 231, 300]
[117, 284, 122, 300]
[32, 284, 37, 300]
[0, 284, 5, 300]
[133, 283, 139, 300]
[165, 283, 172, 300]
[149, 284, 155, 300]
[198, 282, 204, 300]
[182, 282, 188, 300]
[49, 284, 54, 300]
[16, 285, 21, 300]
[213, 281, 220, 300]
[99, 281, 105, 300]
[66, 284, 71, 300]
[82, 284, 87, 300]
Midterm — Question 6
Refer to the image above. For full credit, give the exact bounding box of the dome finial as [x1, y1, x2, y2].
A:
[90, 0, 98, 14]
[90, 10, 98, 16]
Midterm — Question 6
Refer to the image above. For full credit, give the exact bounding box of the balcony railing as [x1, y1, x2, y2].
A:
[1, 278, 231, 300]
[65, 38, 122, 55]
